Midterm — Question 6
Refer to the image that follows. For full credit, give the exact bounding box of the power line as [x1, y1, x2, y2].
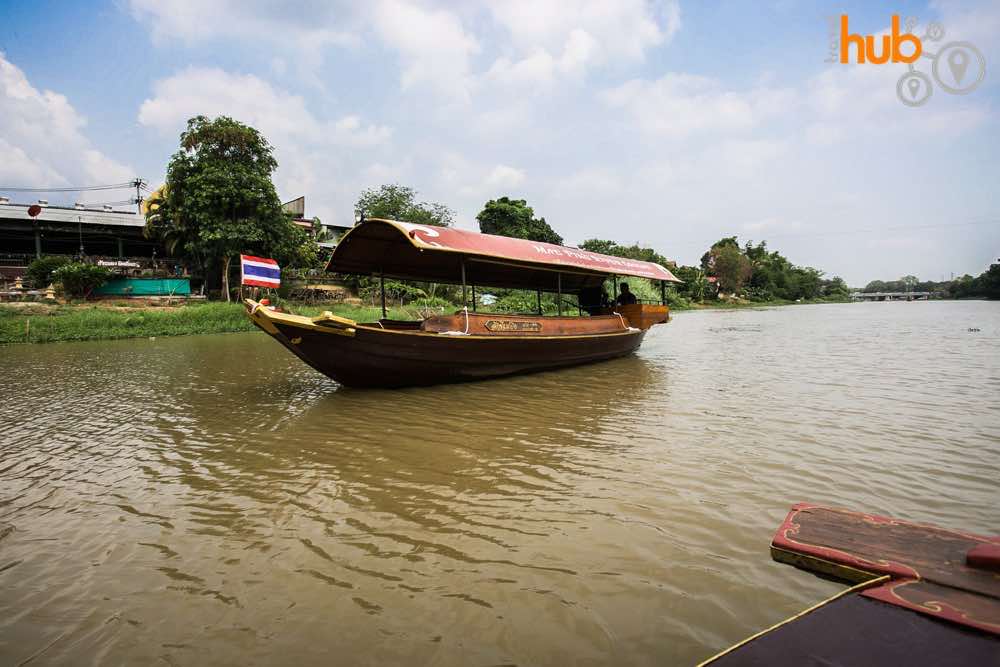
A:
[0, 182, 134, 193]
[85, 199, 137, 207]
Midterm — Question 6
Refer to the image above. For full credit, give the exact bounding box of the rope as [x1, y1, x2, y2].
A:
[438, 307, 471, 336]
[613, 310, 640, 333]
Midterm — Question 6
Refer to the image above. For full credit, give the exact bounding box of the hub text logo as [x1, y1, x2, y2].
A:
[826, 15, 986, 107]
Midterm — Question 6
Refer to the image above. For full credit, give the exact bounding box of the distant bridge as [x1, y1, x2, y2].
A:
[850, 291, 933, 301]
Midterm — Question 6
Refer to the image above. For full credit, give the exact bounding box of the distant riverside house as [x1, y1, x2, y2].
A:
[0, 199, 167, 281]
[281, 196, 352, 248]
[0, 194, 351, 281]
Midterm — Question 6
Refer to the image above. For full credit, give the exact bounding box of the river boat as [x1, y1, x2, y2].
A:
[699, 503, 999, 665]
[245, 218, 682, 387]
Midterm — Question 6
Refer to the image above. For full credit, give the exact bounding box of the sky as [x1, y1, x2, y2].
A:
[0, 0, 997, 286]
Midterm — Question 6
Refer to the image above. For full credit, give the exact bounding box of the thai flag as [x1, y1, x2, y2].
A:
[240, 254, 281, 288]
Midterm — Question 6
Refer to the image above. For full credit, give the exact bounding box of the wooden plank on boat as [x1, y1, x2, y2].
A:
[862, 578, 1000, 635]
[419, 311, 631, 336]
[771, 503, 1000, 634]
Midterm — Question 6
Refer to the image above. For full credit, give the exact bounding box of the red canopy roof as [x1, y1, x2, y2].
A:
[327, 219, 681, 291]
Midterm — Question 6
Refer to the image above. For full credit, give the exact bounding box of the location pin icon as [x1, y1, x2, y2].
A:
[948, 49, 969, 84]
[907, 77, 921, 99]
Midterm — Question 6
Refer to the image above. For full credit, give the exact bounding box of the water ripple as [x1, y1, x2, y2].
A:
[1, 301, 998, 665]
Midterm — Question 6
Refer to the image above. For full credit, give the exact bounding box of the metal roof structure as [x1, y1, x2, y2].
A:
[328, 218, 682, 292]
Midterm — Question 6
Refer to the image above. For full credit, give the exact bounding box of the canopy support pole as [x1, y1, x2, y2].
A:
[461, 259, 467, 307]
[613, 276, 618, 304]
[661, 280, 666, 306]
[379, 272, 387, 319]
[557, 273, 562, 316]
[472, 284, 477, 312]
[536, 289, 542, 315]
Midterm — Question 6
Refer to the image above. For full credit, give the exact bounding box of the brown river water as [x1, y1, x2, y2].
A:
[1, 301, 998, 665]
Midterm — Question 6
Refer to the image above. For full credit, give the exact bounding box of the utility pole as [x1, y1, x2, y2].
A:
[132, 178, 147, 213]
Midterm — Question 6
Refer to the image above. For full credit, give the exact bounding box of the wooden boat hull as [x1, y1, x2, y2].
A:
[246, 302, 647, 388]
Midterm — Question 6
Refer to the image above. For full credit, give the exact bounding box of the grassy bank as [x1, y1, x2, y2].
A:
[1, 297, 854, 345]
[2, 302, 251, 344]
[0, 301, 423, 345]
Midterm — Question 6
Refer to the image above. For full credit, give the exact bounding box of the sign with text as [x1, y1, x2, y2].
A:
[826, 14, 985, 107]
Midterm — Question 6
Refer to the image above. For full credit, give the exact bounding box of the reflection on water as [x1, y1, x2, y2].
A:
[1, 301, 998, 665]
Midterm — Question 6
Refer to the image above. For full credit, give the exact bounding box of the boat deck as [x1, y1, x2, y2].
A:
[700, 503, 1000, 665]
[702, 584, 998, 666]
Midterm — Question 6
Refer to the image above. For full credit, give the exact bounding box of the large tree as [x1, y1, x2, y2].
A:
[700, 236, 740, 271]
[355, 184, 454, 227]
[144, 115, 314, 300]
[709, 243, 752, 295]
[476, 197, 562, 244]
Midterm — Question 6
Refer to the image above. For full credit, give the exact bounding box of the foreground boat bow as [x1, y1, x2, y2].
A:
[699, 503, 1000, 666]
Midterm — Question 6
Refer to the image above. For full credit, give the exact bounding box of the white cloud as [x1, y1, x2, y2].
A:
[486, 0, 679, 86]
[452, 162, 527, 200]
[130, 0, 682, 96]
[603, 73, 795, 139]
[742, 218, 805, 234]
[554, 167, 624, 199]
[128, 0, 360, 69]
[132, 0, 482, 100]
[138, 67, 393, 224]
[372, 0, 481, 101]
[0, 52, 133, 202]
[138, 68, 391, 147]
[485, 164, 526, 189]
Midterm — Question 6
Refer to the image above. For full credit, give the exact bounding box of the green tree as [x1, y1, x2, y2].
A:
[948, 263, 1000, 299]
[863, 280, 887, 293]
[822, 276, 851, 299]
[982, 263, 1000, 299]
[787, 266, 823, 299]
[355, 184, 454, 227]
[477, 197, 563, 244]
[672, 265, 708, 302]
[701, 237, 740, 271]
[144, 115, 313, 301]
[709, 244, 752, 295]
[25, 256, 71, 288]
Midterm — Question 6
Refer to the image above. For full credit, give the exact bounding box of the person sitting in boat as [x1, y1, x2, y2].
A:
[616, 283, 637, 306]
[579, 286, 610, 316]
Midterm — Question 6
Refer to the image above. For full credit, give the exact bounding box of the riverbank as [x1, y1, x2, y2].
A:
[686, 296, 851, 310]
[1, 296, 855, 344]
[0, 301, 415, 344]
